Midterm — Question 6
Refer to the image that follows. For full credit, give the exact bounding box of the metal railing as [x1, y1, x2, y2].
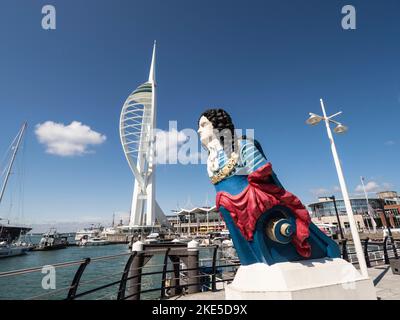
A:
[0, 244, 239, 300]
[0, 238, 398, 300]
[340, 236, 399, 267]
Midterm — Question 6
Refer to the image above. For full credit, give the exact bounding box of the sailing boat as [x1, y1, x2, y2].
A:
[0, 122, 32, 258]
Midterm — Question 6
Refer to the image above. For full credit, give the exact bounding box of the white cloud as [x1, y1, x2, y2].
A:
[385, 140, 396, 146]
[355, 181, 380, 193]
[35, 121, 106, 156]
[382, 182, 395, 190]
[310, 185, 343, 198]
[310, 188, 330, 196]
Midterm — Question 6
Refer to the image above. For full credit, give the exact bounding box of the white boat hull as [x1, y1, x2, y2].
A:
[0, 246, 28, 258]
[79, 240, 110, 246]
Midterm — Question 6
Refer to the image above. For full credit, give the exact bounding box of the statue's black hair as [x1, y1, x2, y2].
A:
[199, 109, 269, 166]
[199, 109, 236, 154]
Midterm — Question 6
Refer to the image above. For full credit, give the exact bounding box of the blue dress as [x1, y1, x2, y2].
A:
[213, 138, 340, 266]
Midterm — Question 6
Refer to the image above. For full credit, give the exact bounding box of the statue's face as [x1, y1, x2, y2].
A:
[198, 116, 216, 147]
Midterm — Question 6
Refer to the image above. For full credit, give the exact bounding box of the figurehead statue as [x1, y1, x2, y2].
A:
[198, 109, 340, 266]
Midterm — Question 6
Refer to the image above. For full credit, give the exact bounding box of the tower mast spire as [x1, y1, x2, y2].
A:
[148, 41, 156, 84]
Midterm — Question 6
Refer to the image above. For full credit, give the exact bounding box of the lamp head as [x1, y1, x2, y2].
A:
[334, 123, 348, 134]
[306, 113, 322, 126]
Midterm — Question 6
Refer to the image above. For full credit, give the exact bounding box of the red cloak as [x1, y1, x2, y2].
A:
[216, 162, 311, 258]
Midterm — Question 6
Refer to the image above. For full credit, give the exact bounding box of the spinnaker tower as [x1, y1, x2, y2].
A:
[119, 42, 167, 228]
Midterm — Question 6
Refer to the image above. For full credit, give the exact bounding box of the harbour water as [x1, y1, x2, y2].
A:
[0, 235, 161, 300]
[0, 235, 222, 300]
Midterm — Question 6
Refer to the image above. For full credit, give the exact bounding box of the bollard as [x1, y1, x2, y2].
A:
[187, 240, 200, 294]
[131, 240, 144, 252]
[188, 239, 199, 250]
[126, 243, 145, 300]
[169, 255, 182, 297]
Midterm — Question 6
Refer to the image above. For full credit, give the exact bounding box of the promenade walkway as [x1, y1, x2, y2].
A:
[169, 265, 400, 300]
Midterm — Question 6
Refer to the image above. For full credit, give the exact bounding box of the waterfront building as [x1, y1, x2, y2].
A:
[377, 191, 400, 204]
[168, 206, 226, 235]
[168, 192, 400, 236]
[308, 193, 400, 232]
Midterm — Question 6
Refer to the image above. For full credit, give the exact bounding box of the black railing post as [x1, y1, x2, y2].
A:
[66, 258, 91, 300]
[211, 245, 218, 292]
[341, 239, 349, 261]
[363, 238, 371, 268]
[160, 248, 171, 299]
[331, 195, 345, 239]
[117, 252, 137, 300]
[381, 200, 398, 260]
[383, 236, 390, 265]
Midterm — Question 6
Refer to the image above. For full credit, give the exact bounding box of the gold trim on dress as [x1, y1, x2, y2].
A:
[211, 156, 238, 185]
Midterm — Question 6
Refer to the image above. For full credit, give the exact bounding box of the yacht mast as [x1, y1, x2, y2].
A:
[0, 122, 27, 204]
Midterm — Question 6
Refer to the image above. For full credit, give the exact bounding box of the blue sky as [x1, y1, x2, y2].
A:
[0, 0, 399, 226]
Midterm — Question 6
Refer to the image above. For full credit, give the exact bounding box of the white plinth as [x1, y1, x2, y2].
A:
[225, 258, 376, 300]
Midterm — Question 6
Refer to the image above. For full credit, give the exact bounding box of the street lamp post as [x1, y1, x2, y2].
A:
[306, 98, 369, 278]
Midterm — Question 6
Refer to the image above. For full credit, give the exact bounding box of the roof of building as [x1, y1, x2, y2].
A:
[167, 206, 218, 216]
